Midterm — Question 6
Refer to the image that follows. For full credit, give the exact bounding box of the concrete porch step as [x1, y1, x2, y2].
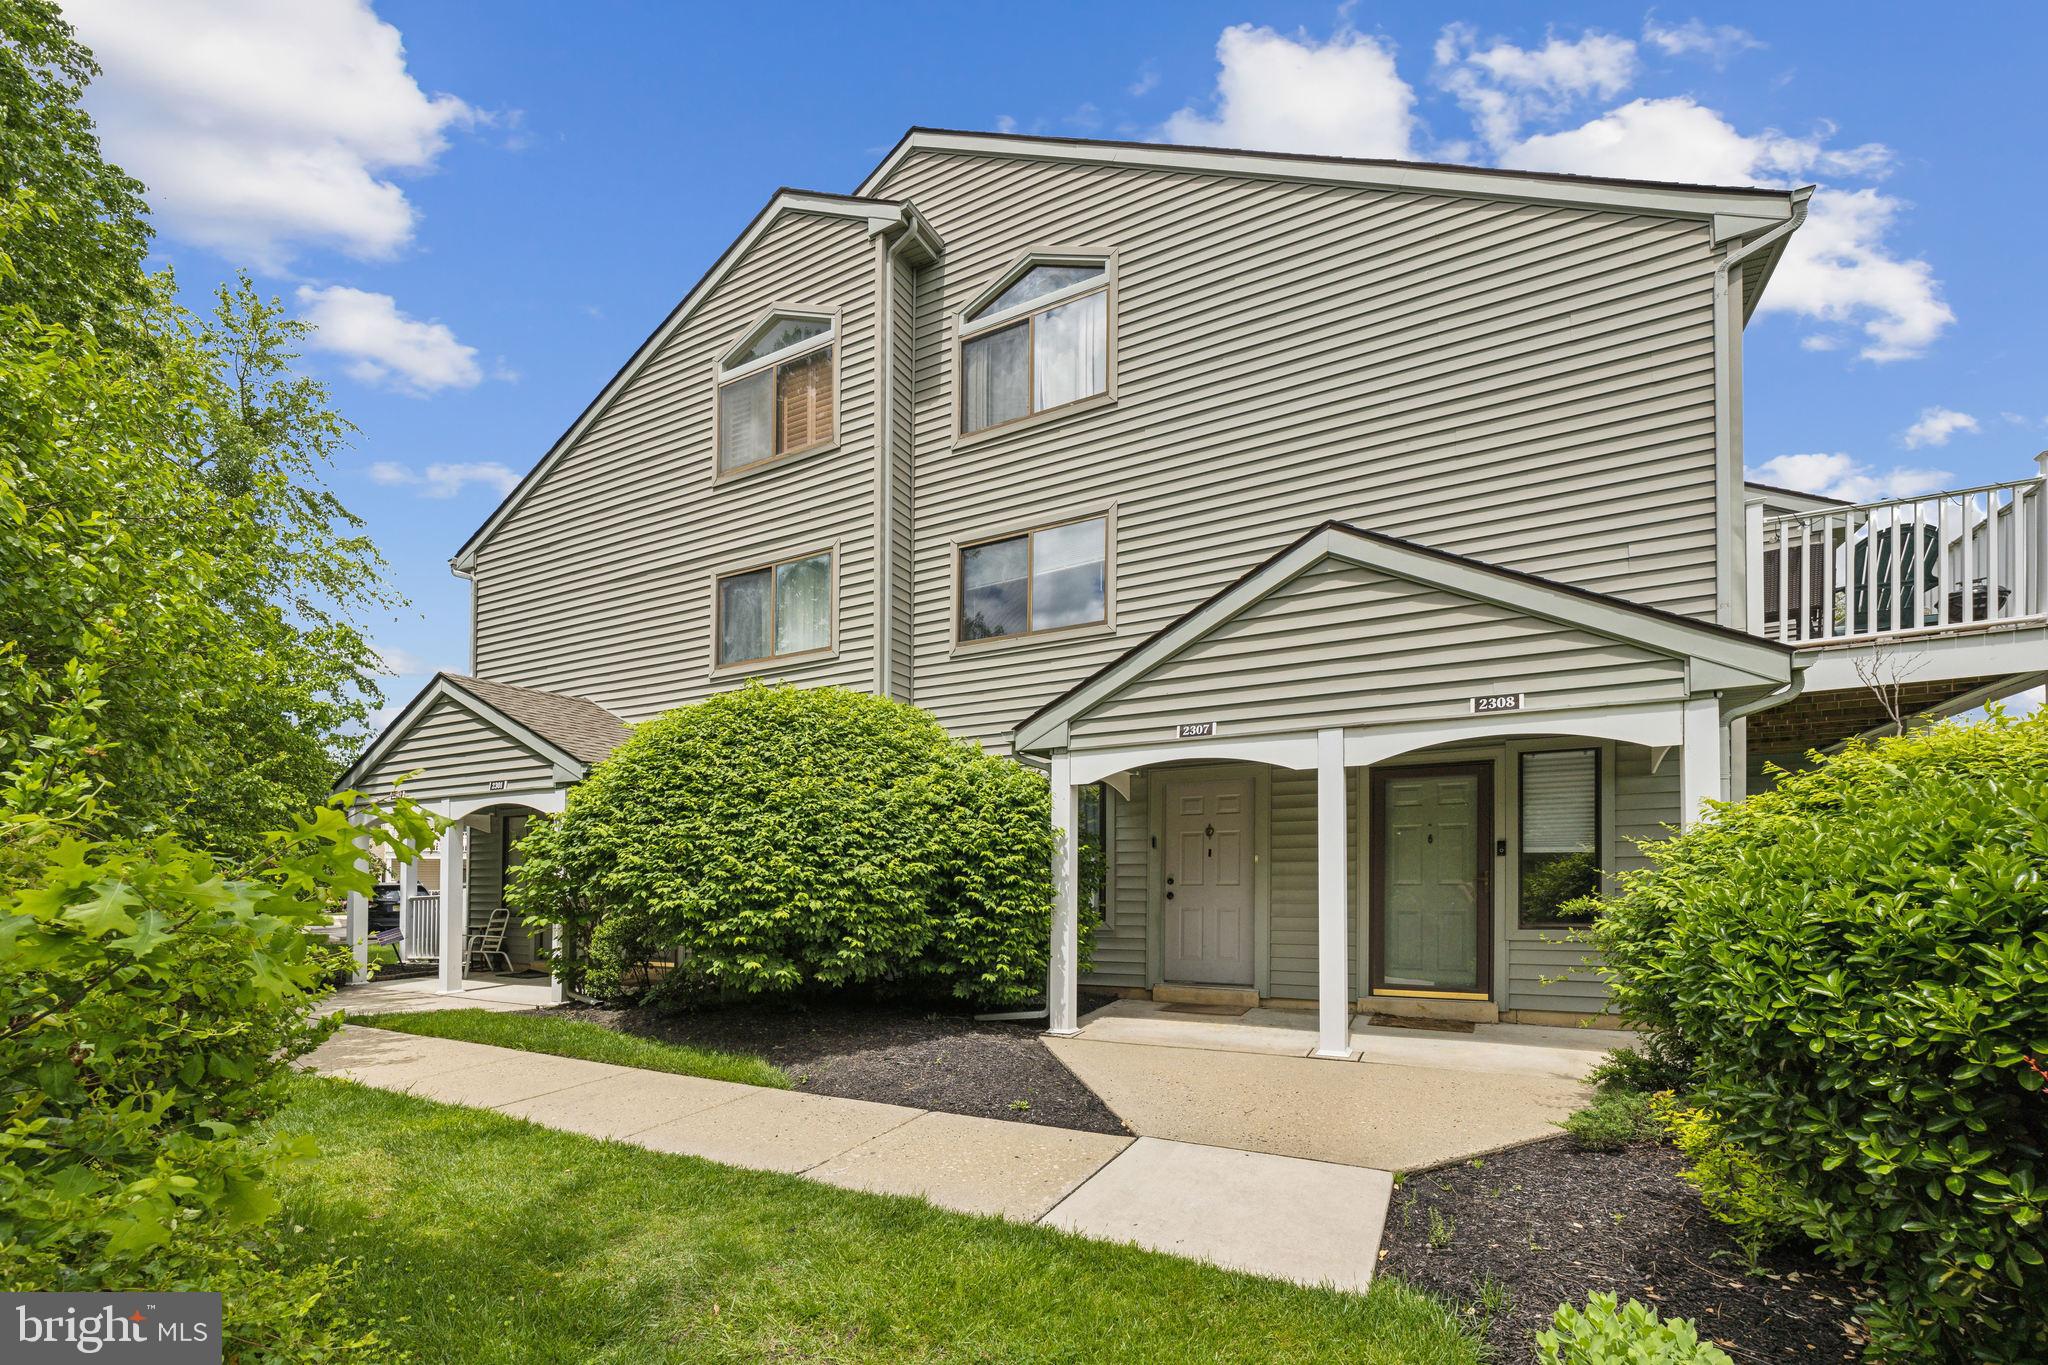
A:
[1152, 982, 1260, 1009]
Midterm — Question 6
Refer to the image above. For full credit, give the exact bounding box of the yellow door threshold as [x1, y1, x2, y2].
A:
[1152, 982, 1260, 1009]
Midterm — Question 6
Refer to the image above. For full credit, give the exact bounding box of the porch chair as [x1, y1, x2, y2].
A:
[464, 908, 515, 974]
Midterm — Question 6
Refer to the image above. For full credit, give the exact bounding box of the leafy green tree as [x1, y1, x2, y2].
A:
[0, 6, 396, 861]
[0, 0, 152, 336]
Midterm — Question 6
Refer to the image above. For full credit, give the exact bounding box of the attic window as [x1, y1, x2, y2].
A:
[959, 258, 1109, 435]
[717, 311, 835, 473]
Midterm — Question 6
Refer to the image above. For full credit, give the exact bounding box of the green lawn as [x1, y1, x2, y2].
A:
[275, 1078, 1481, 1364]
[350, 1009, 790, 1089]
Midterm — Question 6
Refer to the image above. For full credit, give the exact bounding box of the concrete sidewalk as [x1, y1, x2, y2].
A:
[304, 1025, 1391, 1291]
[319, 974, 559, 1018]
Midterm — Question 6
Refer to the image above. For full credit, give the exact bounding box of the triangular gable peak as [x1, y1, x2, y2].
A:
[338, 673, 626, 802]
[1014, 522, 1796, 755]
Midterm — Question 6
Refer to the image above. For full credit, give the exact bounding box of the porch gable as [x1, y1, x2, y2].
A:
[1015, 521, 1797, 754]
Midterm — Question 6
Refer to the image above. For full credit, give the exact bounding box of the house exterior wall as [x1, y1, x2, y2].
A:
[469, 210, 884, 721]
[352, 696, 556, 803]
[873, 149, 1725, 750]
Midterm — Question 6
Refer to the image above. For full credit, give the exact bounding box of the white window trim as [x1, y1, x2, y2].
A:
[948, 505, 1118, 654]
[952, 248, 1118, 445]
[707, 540, 841, 676]
[712, 304, 842, 481]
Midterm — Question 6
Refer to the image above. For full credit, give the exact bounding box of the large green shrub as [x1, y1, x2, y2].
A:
[0, 795, 436, 1357]
[1590, 712, 2048, 1361]
[509, 683, 1076, 1008]
[1537, 1293, 1732, 1365]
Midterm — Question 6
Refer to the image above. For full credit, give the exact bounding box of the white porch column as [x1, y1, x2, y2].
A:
[1047, 754, 1081, 1037]
[1314, 726, 1351, 1059]
[344, 826, 371, 984]
[437, 816, 467, 994]
[1680, 696, 1726, 830]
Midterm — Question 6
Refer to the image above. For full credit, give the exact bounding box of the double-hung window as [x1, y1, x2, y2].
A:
[958, 259, 1109, 435]
[716, 550, 833, 666]
[958, 515, 1107, 642]
[717, 312, 835, 473]
[1517, 749, 1602, 926]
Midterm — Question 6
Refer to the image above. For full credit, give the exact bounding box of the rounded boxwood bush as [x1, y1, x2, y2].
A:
[510, 682, 1076, 1008]
[1590, 711, 2048, 1362]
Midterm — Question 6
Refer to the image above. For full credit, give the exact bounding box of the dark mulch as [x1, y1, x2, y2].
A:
[1379, 1136, 1869, 1363]
[554, 991, 1128, 1135]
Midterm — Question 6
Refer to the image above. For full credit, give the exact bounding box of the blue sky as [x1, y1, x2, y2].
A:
[60, 2, 2048, 722]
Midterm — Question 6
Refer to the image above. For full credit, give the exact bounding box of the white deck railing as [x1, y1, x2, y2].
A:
[1749, 465, 2048, 645]
[400, 894, 441, 963]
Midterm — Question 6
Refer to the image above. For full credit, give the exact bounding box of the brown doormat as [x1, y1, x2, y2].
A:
[1367, 1013, 1475, 1033]
[1157, 1003, 1250, 1018]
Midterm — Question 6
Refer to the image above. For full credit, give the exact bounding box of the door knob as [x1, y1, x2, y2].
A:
[1166, 891, 1175, 900]
[1166, 876, 1175, 886]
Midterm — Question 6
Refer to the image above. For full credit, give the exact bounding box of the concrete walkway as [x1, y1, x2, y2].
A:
[304, 1024, 1392, 1291]
[1046, 999, 1613, 1171]
[318, 973, 560, 1017]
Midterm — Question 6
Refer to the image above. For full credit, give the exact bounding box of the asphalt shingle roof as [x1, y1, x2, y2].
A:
[438, 672, 629, 765]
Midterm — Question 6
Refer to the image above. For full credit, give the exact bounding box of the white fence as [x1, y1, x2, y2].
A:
[1751, 473, 2048, 644]
[400, 894, 441, 964]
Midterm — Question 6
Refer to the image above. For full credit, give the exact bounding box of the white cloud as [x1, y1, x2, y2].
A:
[1749, 452, 1951, 502]
[369, 460, 520, 499]
[1501, 99, 1942, 361]
[1434, 23, 1638, 150]
[1164, 23, 1418, 159]
[1900, 407, 1979, 448]
[1642, 16, 1762, 63]
[66, 0, 473, 267]
[1768, 189, 1953, 362]
[297, 285, 483, 394]
[1129, 63, 1160, 98]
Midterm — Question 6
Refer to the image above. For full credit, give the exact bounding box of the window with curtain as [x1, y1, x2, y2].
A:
[1518, 748, 1602, 926]
[717, 550, 832, 665]
[960, 261, 1108, 435]
[716, 313, 835, 472]
[958, 515, 1107, 641]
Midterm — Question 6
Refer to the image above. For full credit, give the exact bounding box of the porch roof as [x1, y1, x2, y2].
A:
[336, 672, 628, 795]
[1014, 521, 1801, 755]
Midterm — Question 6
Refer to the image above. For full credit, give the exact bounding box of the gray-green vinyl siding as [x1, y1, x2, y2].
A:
[875, 150, 1724, 750]
[353, 697, 556, 803]
[469, 211, 882, 721]
[461, 821, 538, 968]
[1084, 785, 1148, 988]
[1268, 769, 1360, 1001]
[1068, 560, 1688, 751]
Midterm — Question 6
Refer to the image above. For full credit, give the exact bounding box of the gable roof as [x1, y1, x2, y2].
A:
[858, 127, 1805, 227]
[1013, 521, 1799, 753]
[336, 672, 628, 792]
[449, 188, 943, 572]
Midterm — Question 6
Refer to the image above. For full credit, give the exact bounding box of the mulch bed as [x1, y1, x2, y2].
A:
[554, 992, 1128, 1135]
[1378, 1136, 1869, 1363]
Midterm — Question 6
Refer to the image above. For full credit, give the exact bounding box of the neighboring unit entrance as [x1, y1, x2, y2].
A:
[1162, 776, 1254, 985]
[1371, 764, 1493, 999]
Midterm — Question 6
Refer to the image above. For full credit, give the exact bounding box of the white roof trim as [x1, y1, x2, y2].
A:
[859, 129, 1802, 225]
[1012, 523, 1798, 753]
[451, 190, 922, 572]
[336, 675, 586, 792]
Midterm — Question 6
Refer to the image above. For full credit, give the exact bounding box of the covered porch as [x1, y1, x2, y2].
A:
[334, 671, 629, 998]
[1018, 522, 1801, 1059]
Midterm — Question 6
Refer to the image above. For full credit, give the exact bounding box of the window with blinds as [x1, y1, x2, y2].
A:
[716, 312, 835, 473]
[1518, 748, 1602, 926]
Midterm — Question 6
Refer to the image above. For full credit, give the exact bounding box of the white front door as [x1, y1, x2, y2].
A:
[1163, 776, 1254, 986]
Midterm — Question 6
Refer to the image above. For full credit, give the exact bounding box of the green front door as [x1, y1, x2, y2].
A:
[1372, 764, 1493, 998]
